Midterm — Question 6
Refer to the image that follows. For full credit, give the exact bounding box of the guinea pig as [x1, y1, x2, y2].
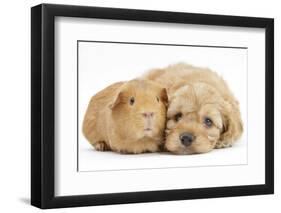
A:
[82, 79, 168, 154]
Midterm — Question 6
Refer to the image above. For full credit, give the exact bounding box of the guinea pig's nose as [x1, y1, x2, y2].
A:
[179, 132, 195, 146]
[142, 112, 154, 118]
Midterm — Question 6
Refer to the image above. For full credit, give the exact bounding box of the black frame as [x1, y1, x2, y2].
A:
[31, 3, 274, 209]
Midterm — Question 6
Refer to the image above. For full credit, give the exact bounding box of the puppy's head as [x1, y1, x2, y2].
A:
[165, 83, 243, 154]
[109, 79, 168, 141]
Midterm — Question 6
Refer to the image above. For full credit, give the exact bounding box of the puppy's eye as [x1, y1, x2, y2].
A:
[174, 112, 182, 122]
[204, 117, 213, 128]
[156, 97, 160, 102]
[129, 97, 135, 105]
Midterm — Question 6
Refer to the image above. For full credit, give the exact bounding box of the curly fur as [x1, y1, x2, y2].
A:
[143, 63, 243, 154]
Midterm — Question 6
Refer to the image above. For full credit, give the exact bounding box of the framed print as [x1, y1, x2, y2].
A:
[31, 3, 274, 209]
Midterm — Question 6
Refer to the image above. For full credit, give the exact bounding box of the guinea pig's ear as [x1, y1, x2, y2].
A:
[216, 101, 243, 148]
[109, 91, 123, 109]
[160, 88, 168, 106]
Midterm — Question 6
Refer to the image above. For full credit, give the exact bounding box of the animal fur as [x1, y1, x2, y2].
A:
[82, 79, 168, 154]
[143, 63, 243, 154]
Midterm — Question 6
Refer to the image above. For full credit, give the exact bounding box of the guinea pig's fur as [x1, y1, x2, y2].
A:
[82, 79, 168, 154]
[143, 63, 243, 154]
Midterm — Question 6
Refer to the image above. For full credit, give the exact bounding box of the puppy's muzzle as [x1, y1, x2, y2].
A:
[179, 132, 195, 146]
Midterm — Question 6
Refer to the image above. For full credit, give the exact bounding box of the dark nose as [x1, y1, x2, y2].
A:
[142, 112, 154, 118]
[179, 132, 195, 146]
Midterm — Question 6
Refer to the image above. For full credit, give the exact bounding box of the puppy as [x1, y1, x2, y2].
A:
[82, 79, 168, 154]
[143, 63, 243, 154]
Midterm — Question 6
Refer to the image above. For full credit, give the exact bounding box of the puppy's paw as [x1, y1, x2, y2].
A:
[215, 140, 233, 149]
[93, 141, 110, 151]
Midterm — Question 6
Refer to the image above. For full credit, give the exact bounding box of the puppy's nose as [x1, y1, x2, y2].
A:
[179, 132, 195, 146]
[142, 112, 154, 118]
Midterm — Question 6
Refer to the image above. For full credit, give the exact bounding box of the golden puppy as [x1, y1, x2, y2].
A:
[82, 79, 168, 154]
[143, 63, 243, 154]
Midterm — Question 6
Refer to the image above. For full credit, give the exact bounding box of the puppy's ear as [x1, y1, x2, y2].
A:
[109, 91, 123, 109]
[216, 101, 243, 148]
[160, 88, 168, 106]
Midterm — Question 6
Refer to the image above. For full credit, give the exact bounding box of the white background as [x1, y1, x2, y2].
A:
[78, 41, 248, 172]
[0, 0, 279, 212]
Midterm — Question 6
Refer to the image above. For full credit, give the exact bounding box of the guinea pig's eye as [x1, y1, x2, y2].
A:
[156, 97, 160, 102]
[129, 97, 135, 105]
[174, 112, 182, 122]
[204, 117, 213, 128]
